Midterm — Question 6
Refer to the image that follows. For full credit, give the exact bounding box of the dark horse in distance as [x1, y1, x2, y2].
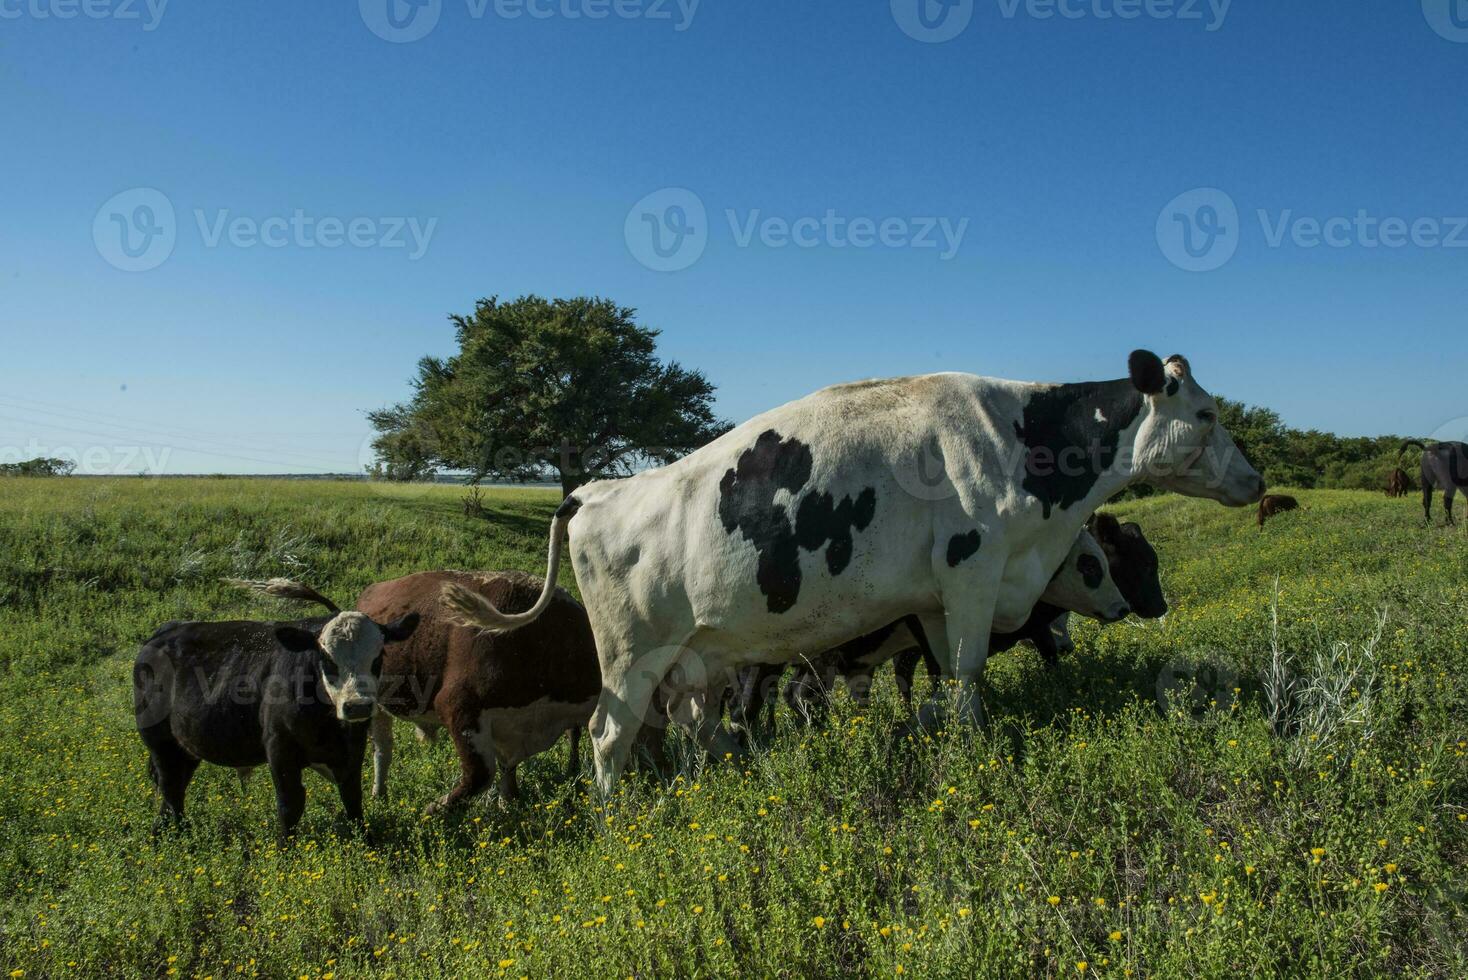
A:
[1401, 440, 1468, 525]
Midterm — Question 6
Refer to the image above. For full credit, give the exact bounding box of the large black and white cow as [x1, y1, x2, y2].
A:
[450, 350, 1264, 794]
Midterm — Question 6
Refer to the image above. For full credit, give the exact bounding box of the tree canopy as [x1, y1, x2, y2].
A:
[368, 295, 731, 494]
[0, 457, 75, 477]
[1215, 396, 1417, 492]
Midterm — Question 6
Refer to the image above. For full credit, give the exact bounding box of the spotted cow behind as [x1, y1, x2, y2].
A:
[733, 522, 1135, 735]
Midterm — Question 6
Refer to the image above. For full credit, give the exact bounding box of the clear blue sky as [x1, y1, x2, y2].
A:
[4, 1, 1466, 474]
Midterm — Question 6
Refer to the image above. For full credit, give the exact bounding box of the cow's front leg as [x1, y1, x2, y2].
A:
[332, 760, 365, 827]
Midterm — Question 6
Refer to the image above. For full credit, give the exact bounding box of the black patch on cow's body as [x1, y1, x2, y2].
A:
[718, 430, 814, 613]
[719, 430, 877, 613]
[946, 529, 981, 567]
[795, 486, 877, 575]
[555, 494, 582, 520]
[1013, 380, 1143, 519]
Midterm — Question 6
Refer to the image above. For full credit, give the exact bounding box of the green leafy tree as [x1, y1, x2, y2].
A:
[368, 295, 731, 495]
[0, 457, 76, 477]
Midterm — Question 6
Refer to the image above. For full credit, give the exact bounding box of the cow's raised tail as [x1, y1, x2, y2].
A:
[223, 577, 341, 613]
[1400, 439, 1427, 457]
[441, 495, 578, 634]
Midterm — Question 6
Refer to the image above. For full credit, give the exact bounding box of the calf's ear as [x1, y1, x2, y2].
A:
[275, 626, 321, 654]
[1088, 511, 1122, 541]
[381, 612, 420, 643]
[1128, 350, 1166, 395]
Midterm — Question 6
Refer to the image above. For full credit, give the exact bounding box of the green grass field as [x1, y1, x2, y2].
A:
[1, 479, 1464, 978]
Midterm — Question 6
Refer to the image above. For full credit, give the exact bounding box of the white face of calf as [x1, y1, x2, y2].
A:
[1129, 352, 1265, 507]
[1038, 530, 1130, 623]
[275, 611, 418, 723]
[315, 612, 385, 723]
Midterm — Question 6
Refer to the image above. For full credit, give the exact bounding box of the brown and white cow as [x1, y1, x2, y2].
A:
[234, 572, 600, 814]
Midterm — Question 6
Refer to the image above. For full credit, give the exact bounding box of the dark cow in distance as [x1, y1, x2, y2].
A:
[1386, 467, 1411, 498]
[133, 581, 419, 838]
[1401, 440, 1468, 525]
[1257, 494, 1300, 526]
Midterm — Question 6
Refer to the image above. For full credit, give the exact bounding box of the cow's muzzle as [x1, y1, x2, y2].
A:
[339, 700, 374, 723]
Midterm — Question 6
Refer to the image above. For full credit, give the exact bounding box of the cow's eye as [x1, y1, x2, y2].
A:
[1197, 409, 1217, 423]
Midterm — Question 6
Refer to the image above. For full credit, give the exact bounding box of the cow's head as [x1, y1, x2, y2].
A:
[276, 612, 419, 723]
[1127, 350, 1265, 506]
[1039, 529, 1130, 623]
[1088, 512, 1167, 619]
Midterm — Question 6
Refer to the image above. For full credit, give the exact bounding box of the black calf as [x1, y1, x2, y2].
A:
[134, 603, 417, 838]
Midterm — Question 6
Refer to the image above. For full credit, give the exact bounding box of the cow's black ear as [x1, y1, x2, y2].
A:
[381, 612, 420, 643]
[1089, 511, 1122, 541]
[1120, 521, 1145, 539]
[1128, 350, 1166, 395]
[275, 626, 321, 654]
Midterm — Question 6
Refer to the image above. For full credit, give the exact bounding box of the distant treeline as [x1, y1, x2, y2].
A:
[1215, 398, 1416, 492]
[0, 457, 75, 477]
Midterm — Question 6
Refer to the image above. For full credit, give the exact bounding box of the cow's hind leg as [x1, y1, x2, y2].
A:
[1423, 477, 1434, 523]
[268, 758, 307, 841]
[1444, 487, 1457, 526]
[590, 643, 681, 796]
[145, 737, 198, 834]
